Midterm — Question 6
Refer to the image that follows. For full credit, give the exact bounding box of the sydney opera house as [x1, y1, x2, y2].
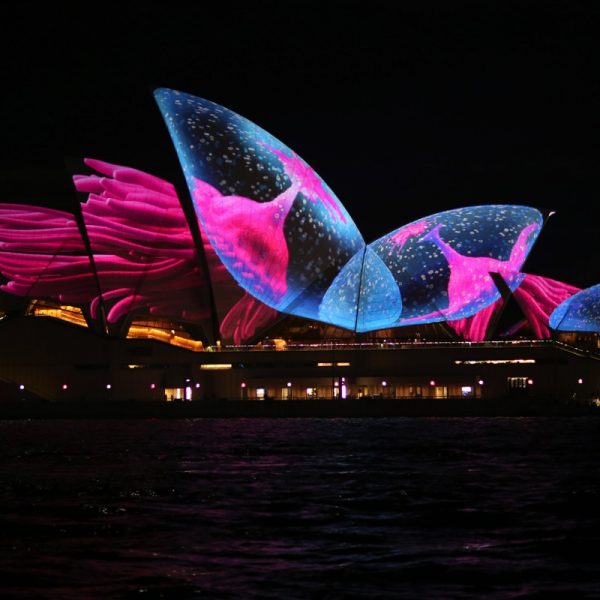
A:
[0, 88, 598, 406]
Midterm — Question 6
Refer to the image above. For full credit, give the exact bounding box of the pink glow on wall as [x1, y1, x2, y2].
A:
[421, 222, 538, 317]
[448, 301, 503, 341]
[390, 219, 428, 250]
[192, 177, 296, 305]
[265, 145, 347, 223]
[449, 274, 580, 340]
[0, 204, 90, 302]
[0, 204, 86, 253]
[0, 159, 278, 342]
[219, 292, 279, 345]
[394, 221, 540, 327]
[513, 274, 580, 339]
[74, 159, 212, 323]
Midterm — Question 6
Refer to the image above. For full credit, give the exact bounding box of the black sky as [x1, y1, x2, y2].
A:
[1, 1, 599, 288]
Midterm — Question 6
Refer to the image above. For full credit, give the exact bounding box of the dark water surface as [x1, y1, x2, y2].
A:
[1, 417, 600, 599]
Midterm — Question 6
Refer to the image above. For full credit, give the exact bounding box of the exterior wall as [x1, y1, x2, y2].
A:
[1, 317, 599, 403]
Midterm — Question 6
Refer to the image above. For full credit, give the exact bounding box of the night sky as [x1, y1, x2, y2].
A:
[2, 1, 599, 288]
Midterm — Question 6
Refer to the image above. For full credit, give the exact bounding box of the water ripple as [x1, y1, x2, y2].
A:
[1, 417, 600, 598]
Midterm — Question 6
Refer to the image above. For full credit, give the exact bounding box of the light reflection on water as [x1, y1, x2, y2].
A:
[1, 417, 600, 599]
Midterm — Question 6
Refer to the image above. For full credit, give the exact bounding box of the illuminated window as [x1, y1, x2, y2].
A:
[433, 386, 448, 399]
[408, 386, 422, 398]
[28, 300, 87, 328]
[508, 377, 528, 389]
[164, 387, 184, 401]
[256, 388, 266, 400]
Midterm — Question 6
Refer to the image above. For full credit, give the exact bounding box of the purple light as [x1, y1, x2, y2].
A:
[391, 219, 428, 250]
[0, 159, 279, 344]
[412, 221, 539, 321]
[449, 274, 580, 341]
[0, 90, 583, 341]
[192, 176, 294, 306]
[155, 88, 364, 322]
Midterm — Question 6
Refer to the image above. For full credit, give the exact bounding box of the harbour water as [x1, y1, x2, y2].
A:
[1, 417, 600, 599]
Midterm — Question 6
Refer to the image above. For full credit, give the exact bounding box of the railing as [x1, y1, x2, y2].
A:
[212, 339, 599, 358]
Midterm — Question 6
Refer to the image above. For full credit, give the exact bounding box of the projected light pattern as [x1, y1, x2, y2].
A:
[0, 161, 209, 322]
[319, 247, 404, 332]
[448, 300, 503, 342]
[155, 88, 545, 331]
[514, 274, 580, 338]
[220, 292, 279, 344]
[1, 89, 579, 343]
[191, 177, 294, 306]
[154, 88, 365, 318]
[448, 274, 580, 340]
[0, 204, 89, 301]
[76, 160, 278, 341]
[0, 159, 278, 343]
[74, 158, 212, 324]
[321, 206, 543, 330]
[550, 284, 600, 333]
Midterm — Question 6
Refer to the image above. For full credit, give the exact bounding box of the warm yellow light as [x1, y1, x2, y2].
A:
[31, 304, 87, 327]
[127, 325, 204, 352]
[200, 364, 232, 370]
[317, 362, 351, 367]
